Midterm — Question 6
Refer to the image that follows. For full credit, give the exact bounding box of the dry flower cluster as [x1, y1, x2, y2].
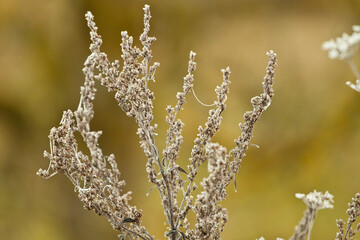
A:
[290, 191, 334, 240]
[37, 4, 359, 240]
[322, 25, 360, 92]
[321, 26, 360, 240]
[335, 193, 360, 240]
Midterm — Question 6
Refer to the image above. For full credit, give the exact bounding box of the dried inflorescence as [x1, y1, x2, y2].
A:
[335, 193, 360, 240]
[258, 191, 335, 240]
[38, 4, 278, 240]
[322, 25, 360, 92]
[322, 25, 360, 240]
[322, 25, 360, 61]
[192, 143, 229, 239]
[289, 191, 334, 240]
[37, 7, 156, 240]
[256, 191, 334, 240]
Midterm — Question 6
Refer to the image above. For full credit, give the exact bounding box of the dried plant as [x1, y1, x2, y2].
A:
[290, 191, 334, 240]
[257, 193, 360, 240]
[257, 191, 334, 240]
[322, 25, 360, 92]
[335, 193, 360, 240]
[36, 4, 360, 240]
[321, 26, 360, 240]
[37, 4, 279, 240]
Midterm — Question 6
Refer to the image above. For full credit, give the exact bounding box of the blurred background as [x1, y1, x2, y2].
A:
[1, 0, 360, 239]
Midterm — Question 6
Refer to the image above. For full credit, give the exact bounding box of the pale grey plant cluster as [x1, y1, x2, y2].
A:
[37, 4, 359, 240]
[290, 191, 334, 240]
[37, 4, 277, 240]
[257, 191, 334, 240]
[322, 26, 360, 236]
[320, 28, 360, 239]
[335, 193, 360, 240]
[322, 25, 360, 92]
[258, 192, 360, 240]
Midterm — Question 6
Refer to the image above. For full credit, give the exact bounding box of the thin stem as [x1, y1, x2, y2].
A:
[307, 212, 316, 240]
[347, 58, 360, 80]
[175, 178, 193, 228]
[121, 224, 149, 240]
[191, 88, 216, 107]
[146, 132, 176, 238]
[343, 226, 351, 240]
[175, 147, 207, 228]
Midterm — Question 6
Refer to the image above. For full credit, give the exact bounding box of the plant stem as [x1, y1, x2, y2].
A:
[347, 58, 360, 80]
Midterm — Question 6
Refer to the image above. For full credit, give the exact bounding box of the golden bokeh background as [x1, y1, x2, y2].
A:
[1, 0, 360, 239]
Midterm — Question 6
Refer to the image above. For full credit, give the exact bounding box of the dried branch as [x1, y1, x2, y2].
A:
[335, 193, 360, 240]
[322, 25, 360, 92]
[290, 191, 334, 240]
[38, 4, 279, 240]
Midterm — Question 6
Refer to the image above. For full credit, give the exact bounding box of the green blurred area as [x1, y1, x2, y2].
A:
[1, 0, 360, 239]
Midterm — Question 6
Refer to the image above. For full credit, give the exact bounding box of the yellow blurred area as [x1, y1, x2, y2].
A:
[1, 0, 360, 239]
